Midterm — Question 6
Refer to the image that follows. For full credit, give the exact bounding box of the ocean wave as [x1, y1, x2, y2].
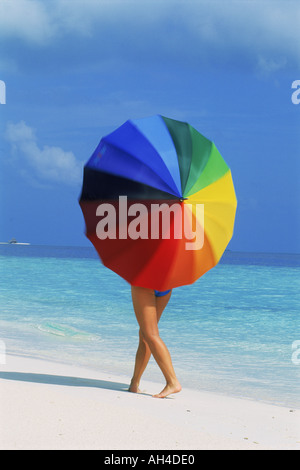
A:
[36, 322, 98, 341]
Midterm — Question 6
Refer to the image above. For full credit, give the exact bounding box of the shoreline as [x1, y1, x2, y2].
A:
[3, 349, 299, 410]
[0, 354, 299, 450]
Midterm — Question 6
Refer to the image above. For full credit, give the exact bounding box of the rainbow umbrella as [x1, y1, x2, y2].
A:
[79, 115, 237, 291]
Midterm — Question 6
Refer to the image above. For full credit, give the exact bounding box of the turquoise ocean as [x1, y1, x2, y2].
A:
[0, 245, 299, 408]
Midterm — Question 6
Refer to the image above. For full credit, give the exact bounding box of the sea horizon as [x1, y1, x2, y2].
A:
[1, 243, 300, 266]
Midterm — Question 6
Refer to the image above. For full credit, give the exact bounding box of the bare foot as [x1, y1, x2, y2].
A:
[128, 380, 141, 394]
[153, 381, 182, 398]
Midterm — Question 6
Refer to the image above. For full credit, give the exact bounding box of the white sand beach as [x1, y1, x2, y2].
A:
[0, 354, 299, 450]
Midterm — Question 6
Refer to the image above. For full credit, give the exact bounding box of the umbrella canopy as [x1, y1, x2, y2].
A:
[79, 115, 237, 291]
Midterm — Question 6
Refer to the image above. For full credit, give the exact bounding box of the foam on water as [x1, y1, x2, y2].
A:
[36, 322, 99, 341]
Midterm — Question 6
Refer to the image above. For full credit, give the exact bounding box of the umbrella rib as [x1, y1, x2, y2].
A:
[102, 138, 182, 198]
[184, 145, 230, 198]
[130, 119, 183, 198]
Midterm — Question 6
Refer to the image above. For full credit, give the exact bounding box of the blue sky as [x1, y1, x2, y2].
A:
[0, 0, 299, 253]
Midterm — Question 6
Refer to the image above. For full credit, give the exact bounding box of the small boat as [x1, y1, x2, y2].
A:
[0, 238, 30, 245]
[8, 238, 30, 245]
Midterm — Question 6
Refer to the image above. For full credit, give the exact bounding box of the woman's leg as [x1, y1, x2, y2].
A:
[129, 330, 151, 393]
[130, 286, 181, 398]
[129, 290, 172, 393]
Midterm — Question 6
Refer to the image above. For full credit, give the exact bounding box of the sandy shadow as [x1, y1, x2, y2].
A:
[0, 371, 130, 393]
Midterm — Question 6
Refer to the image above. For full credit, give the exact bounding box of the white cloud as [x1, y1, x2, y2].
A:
[5, 121, 83, 186]
[0, 0, 169, 41]
[183, 1, 300, 70]
[256, 55, 288, 75]
[0, 0, 55, 44]
[0, 0, 299, 72]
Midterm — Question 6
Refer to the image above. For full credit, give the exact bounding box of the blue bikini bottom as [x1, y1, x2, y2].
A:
[154, 289, 171, 297]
